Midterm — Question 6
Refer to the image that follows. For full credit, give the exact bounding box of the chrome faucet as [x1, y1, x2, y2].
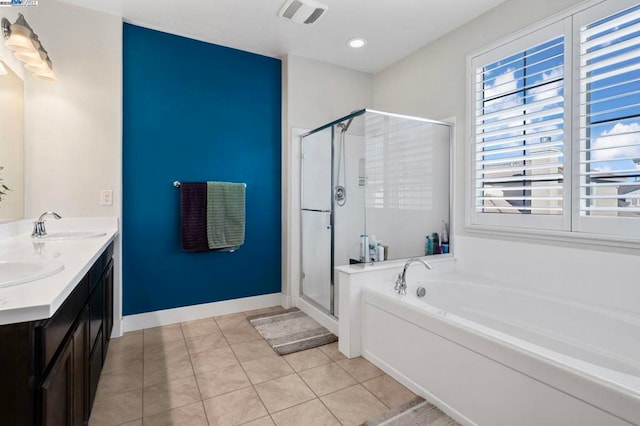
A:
[394, 258, 433, 295]
[32, 211, 62, 238]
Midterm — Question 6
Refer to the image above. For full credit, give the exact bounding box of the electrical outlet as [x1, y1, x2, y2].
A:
[100, 189, 113, 206]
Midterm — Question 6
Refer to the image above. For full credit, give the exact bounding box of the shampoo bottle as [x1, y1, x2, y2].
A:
[441, 220, 449, 254]
[360, 235, 369, 262]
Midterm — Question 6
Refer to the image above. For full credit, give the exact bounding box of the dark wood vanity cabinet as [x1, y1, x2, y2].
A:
[40, 306, 87, 426]
[0, 242, 114, 426]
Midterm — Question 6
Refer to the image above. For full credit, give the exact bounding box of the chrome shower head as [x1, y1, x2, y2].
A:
[337, 117, 354, 133]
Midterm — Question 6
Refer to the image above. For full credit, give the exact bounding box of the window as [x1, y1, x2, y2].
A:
[576, 1, 640, 236]
[468, 0, 640, 240]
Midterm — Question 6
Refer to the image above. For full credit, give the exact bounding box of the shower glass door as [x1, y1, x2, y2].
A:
[300, 127, 333, 313]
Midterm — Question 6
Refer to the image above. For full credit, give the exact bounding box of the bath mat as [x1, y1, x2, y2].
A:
[247, 307, 337, 355]
[362, 397, 459, 426]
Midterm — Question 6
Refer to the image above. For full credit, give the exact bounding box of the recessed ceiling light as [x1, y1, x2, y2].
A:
[347, 37, 367, 49]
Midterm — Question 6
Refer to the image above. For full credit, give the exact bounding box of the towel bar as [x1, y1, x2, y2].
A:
[173, 181, 246, 188]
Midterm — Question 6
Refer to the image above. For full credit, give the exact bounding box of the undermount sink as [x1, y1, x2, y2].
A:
[0, 260, 65, 289]
[37, 231, 107, 241]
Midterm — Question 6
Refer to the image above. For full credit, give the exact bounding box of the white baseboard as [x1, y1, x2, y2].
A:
[281, 294, 292, 309]
[123, 293, 283, 332]
[112, 319, 124, 339]
[295, 297, 339, 335]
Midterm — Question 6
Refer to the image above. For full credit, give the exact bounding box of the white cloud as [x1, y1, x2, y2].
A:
[484, 68, 517, 99]
[591, 122, 640, 163]
[530, 66, 563, 103]
[482, 69, 522, 118]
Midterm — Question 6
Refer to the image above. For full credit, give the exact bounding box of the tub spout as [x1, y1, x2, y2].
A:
[394, 258, 432, 295]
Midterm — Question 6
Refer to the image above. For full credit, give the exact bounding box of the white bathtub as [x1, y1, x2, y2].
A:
[360, 272, 640, 426]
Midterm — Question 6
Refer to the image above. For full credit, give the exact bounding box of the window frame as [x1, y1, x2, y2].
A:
[468, 18, 573, 232]
[466, 0, 640, 245]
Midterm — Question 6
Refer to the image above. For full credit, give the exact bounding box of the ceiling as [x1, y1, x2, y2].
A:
[58, 0, 506, 73]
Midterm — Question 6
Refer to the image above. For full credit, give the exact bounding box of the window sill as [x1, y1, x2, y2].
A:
[465, 223, 640, 251]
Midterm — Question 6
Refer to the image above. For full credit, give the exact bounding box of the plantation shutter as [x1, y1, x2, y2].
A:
[470, 20, 570, 230]
[474, 36, 566, 214]
[578, 3, 640, 221]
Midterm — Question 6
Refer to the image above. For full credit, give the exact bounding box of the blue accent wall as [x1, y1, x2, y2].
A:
[123, 24, 282, 315]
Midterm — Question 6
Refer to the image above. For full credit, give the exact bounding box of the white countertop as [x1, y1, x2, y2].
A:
[0, 217, 118, 325]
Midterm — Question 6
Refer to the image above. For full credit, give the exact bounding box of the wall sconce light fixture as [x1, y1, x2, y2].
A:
[1, 14, 55, 81]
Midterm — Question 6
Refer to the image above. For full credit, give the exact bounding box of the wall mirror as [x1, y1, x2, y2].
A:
[0, 59, 24, 221]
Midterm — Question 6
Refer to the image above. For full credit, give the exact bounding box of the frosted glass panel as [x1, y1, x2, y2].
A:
[299, 109, 452, 319]
[302, 128, 332, 211]
[301, 210, 331, 311]
[365, 115, 451, 260]
[333, 134, 365, 268]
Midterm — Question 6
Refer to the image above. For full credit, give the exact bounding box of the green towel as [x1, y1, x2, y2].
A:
[206, 181, 246, 250]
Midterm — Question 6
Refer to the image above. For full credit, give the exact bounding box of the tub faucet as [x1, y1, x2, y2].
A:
[394, 258, 432, 295]
[32, 211, 62, 238]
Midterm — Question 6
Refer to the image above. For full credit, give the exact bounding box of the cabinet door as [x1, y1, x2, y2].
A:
[40, 338, 73, 426]
[0, 322, 36, 426]
[88, 279, 104, 355]
[73, 307, 89, 426]
[103, 260, 114, 357]
[88, 330, 103, 411]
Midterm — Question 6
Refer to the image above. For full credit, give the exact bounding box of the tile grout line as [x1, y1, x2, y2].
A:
[217, 313, 273, 425]
[256, 334, 344, 425]
[241, 306, 340, 425]
[331, 359, 391, 411]
[114, 311, 398, 426]
[246, 314, 349, 425]
[142, 326, 201, 421]
[279, 348, 344, 424]
[180, 321, 211, 426]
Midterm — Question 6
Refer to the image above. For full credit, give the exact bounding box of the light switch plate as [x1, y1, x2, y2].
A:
[100, 189, 113, 206]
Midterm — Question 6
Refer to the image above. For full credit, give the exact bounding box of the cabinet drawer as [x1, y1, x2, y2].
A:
[38, 275, 89, 373]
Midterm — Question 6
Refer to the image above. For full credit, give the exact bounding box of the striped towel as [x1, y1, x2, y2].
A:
[206, 181, 246, 250]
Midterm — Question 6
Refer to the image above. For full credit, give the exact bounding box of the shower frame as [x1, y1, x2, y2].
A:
[299, 108, 454, 319]
[299, 109, 365, 317]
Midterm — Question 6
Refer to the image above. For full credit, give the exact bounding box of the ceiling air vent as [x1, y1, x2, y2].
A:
[278, 0, 328, 25]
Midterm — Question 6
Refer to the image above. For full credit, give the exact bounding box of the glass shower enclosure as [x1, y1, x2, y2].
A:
[300, 109, 452, 318]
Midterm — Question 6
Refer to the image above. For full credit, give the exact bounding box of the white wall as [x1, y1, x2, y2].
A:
[23, 0, 121, 219]
[286, 55, 373, 129]
[282, 54, 373, 302]
[372, 0, 640, 315]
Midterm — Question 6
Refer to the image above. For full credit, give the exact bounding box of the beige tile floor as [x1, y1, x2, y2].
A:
[89, 306, 416, 426]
